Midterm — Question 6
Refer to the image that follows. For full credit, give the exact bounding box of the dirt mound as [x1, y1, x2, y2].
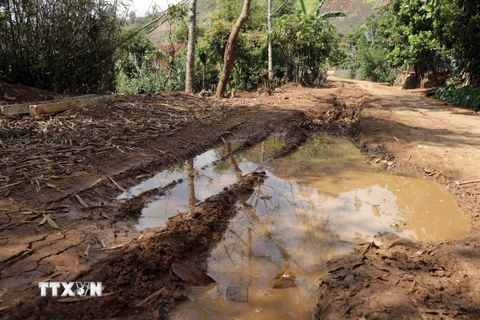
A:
[316, 239, 480, 319]
[393, 71, 419, 89]
[0, 80, 57, 104]
[393, 72, 448, 90]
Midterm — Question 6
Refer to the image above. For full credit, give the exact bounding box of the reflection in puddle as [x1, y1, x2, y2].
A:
[167, 134, 468, 320]
[118, 139, 284, 230]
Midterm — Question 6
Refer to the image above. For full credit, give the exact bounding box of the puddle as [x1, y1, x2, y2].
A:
[118, 139, 284, 230]
[164, 134, 468, 320]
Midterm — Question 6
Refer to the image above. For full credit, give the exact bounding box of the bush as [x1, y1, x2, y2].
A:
[0, 0, 121, 94]
[116, 52, 189, 94]
[435, 85, 480, 111]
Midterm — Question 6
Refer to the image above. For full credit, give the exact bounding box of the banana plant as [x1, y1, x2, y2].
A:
[299, 0, 347, 19]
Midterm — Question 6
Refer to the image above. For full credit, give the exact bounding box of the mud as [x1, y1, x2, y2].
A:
[1, 78, 479, 319]
[170, 134, 468, 320]
[0, 80, 57, 103]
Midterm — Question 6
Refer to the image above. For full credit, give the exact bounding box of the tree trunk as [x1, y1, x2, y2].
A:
[185, 0, 197, 94]
[267, 0, 273, 83]
[187, 158, 200, 207]
[216, 0, 252, 98]
[202, 63, 206, 91]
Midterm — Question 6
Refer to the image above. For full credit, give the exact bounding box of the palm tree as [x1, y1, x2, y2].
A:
[299, 0, 346, 20]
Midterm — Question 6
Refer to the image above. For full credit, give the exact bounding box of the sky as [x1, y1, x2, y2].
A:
[130, 0, 182, 16]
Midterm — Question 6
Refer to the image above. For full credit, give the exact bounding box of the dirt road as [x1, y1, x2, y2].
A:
[1, 78, 479, 319]
[317, 78, 480, 319]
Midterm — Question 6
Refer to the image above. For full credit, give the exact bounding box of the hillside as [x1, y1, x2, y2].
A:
[147, 0, 380, 45]
[147, 0, 210, 45]
[320, 0, 386, 35]
[302, 0, 385, 35]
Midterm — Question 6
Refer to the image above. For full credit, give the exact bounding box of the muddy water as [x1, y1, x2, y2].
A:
[164, 135, 468, 320]
[118, 140, 284, 229]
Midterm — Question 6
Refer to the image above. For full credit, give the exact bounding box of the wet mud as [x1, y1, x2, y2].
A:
[170, 135, 468, 320]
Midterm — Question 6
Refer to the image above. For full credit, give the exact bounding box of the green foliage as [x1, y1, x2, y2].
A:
[299, 0, 307, 14]
[375, 0, 441, 76]
[334, 25, 399, 82]
[117, 30, 157, 78]
[202, 20, 233, 66]
[116, 52, 189, 94]
[298, 0, 321, 14]
[0, 0, 121, 93]
[211, 0, 244, 24]
[436, 85, 480, 111]
[356, 38, 396, 82]
[115, 4, 190, 94]
[116, 69, 164, 94]
[233, 31, 268, 89]
[196, 1, 275, 92]
[442, 0, 480, 85]
[337, 0, 479, 88]
[272, 13, 336, 84]
[329, 46, 348, 67]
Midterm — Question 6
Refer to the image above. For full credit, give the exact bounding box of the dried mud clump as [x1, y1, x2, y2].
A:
[315, 241, 479, 320]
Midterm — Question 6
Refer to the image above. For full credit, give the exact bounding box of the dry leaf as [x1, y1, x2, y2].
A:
[270, 265, 296, 289]
[172, 259, 216, 286]
[135, 288, 167, 307]
[75, 194, 89, 208]
[47, 217, 59, 229]
[38, 214, 49, 225]
[84, 244, 91, 256]
[46, 182, 62, 192]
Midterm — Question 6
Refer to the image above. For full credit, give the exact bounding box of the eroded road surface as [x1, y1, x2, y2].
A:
[1, 78, 479, 319]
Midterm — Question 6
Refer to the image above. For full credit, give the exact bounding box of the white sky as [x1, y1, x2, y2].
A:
[130, 0, 182, 16]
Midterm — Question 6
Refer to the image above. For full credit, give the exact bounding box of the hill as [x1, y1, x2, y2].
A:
[147, 0, 382, 45]
[319, 0, 386, 35]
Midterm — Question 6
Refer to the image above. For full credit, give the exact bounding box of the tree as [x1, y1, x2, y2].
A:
[185, 0, 197, 93]
[216, 0, 252, 98]
[299, 0, 346, 20]
[272, 12, 336, 84]
[0, 0, 121, 93]
[443, 0, 480, 85]
[267, 0, 290, 82]
[375, 0, 441, 80]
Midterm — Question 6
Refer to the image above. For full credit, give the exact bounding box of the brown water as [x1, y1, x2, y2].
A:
[118, 140, 284, 229]
[147, 134, 468, 320]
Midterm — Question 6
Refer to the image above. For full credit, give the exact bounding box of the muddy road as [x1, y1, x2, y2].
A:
[1, 78, 479, 319]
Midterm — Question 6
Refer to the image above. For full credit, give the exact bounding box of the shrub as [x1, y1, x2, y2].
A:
[0, 0, 121, 94]
[435, 85, 480, 111]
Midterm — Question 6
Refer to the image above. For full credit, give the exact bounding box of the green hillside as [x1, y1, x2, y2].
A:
[147, 0, 380, 45]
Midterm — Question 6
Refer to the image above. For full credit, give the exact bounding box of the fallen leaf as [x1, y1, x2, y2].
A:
[47, 217, 59, 229]
[75, 195, 89, 208]
[135, 288, 168, 307]
[270, 265, 296, 289]
[46, 182, 62, 192]
[84, 244, 91, 256]
[38, 214, 49, 225]
[172, 259, 216, 286]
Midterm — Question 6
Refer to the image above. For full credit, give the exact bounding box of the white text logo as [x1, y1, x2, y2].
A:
[38, 282, 102, 297]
